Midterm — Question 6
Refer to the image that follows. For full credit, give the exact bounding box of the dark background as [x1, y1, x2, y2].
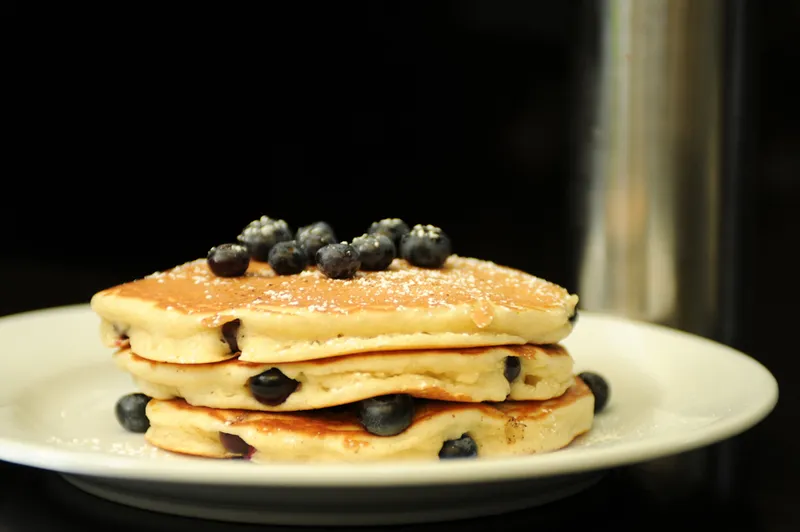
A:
[3, 1, 799, 530]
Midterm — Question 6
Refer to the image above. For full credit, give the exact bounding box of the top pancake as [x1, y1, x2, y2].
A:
[91, 255, 578, 364]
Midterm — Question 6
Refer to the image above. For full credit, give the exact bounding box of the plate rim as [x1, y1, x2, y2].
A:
[0, 304, 779, 487]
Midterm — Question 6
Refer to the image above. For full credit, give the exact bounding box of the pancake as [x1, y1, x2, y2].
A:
[91, 256, 579, 364]
[144, 378, 594, 462]
[114, 343, 575, 411]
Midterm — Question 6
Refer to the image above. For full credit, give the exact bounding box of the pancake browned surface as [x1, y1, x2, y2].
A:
[92, 256, 579, 364]
[145, 378, 594, 462]
[115, 343, 575, 411]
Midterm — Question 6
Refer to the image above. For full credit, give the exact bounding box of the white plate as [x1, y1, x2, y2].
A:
[0, 305, 778, 526]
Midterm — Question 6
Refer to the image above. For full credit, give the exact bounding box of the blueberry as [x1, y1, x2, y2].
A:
[296, 221, 337, 262]
[368, 218, 410, 248]
[268, 240, 308, 275]
[113, 323, 129, 342]
[439, 434, 478, 459]
[221, 319, 240, 354]
[115, 393, 151, 433]
[504, 356, 521, 382]
[248, 368, 300, 406]
[219, 432, 253, 458]
[207, 243, 250, 277]
[578, 371, 610, 413]
[357, 394, 414, 436]
[316, 243, 361, 279]
[237, 216, 293, 261]
[400, 224, 452, 268]
[352, 233, 396, 271]
[569, 309, 579, 325]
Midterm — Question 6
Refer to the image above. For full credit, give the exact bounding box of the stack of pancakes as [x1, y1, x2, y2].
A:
[91, 251, 592, 462]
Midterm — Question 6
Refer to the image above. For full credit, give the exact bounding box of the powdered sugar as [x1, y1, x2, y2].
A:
[115, 256, 572, 315]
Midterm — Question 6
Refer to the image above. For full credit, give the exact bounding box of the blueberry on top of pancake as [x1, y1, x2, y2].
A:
[237, 216, 293, 261]
[400, 224, 452, 268]
[368, 218, 410, 248]
[207, 243, 250, 278]
[296, 221, 337, 263]
[352, 233, 396, 271]
[316, 242, 361, 279]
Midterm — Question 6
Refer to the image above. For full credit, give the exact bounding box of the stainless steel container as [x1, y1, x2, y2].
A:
[572, 0, 749, 501]
[574, 0, 725, 339]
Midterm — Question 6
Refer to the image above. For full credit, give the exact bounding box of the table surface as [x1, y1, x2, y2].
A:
[0, 433, 795, 532]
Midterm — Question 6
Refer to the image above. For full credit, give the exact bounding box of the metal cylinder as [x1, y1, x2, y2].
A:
[572, 0, 749, 503]
[573, 0, 723, 338]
